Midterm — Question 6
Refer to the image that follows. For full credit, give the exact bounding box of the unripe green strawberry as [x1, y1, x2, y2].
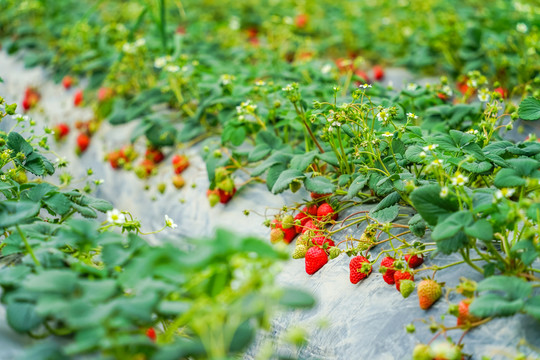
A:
[217, 177, 234, 192]
[394, 270, 414, 291]
[328, 247, 341, 259]
[207, 189, 220, 207]
[292, 244, 307, 259]
[270, 228, 284, 243]
[417, 279, 442, 310]
[282, 214, 295, 229]
[289, 179, 302, 193]
[157, 183, 166, 194]
[431, 341, 462, 360]
[400, 279, 415, 298]
[13, 169, 27, 184]
[412, 344, 432, 360]
[214, 167, 228, 182]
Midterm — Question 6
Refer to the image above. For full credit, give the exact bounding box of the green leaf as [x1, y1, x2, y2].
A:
[6, 302, 43, 333]
[510, 240, 538, 266]
[248, 144, 271, 162]
[279, 288, 315, 308]
[518, 96, 540, 121]
[290, 152, 317, 171]
[44, 193, 72, 215]
[272, 169, 306, 194]
[431, 211, 473, 253]
[524, 296, 540, 321]
[469, 294, 524, 318]
[0, 200, 41, 228]
[493, 168, 526, 188]
[371, 191, 401, 213]
[345, 174, 367, 200]
[23, 269, 78, 294]
[410, 185, 459, 226]
[229, 321, 255, 353]
[266, 163, 287, 192]
[408, 214, 426, 238]
[303, 176, 336, 194]
[7, 132, 33, 156]
[464, 219, 493, 241]
[477, 276, 532, 299]
[370, 204, 399, 223]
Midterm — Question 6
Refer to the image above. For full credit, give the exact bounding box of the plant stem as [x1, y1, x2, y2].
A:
[16, 225, 40, 268]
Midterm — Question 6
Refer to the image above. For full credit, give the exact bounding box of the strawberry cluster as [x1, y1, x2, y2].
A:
[106, 145, 138, 170]
[207, 167, 236, 206]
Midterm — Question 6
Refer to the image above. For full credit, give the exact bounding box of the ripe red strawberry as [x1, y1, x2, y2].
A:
[172, 174, 185, 189]
[301, 219, 321, 235]
[307, 204, 318, 216]
[457, 80, 470, 95]
[380, 256, 396, 285]
[22, 98, 31, 111]
[108, 150, 121, 169]
[97, 87, 113, 102]
[146, 328, 156, 342]
[494, 87, 507, 99]
[305, 246, 328, 275]
[294, 208, 309, 233]
[394, 270, 414, 291]
[417, 279, 442, 310]
[405, 254, 424, 268]
[312, 236, 335, 248]
[317, 203, 338, 221]
[217, 187, 236, 205]
[295, 14, 308, 28]
[349, 256, 372, 284]
[373, 65, 384, 81]
[457, 299, 479, 326]
[172, 154, 190, 174]
[74, 90, 83, 107]
[54, 123, 70, 141]
[176, 25, 186, 35]
[437, 92, 449, 101]
[76, 133, 90, 152]
[62, 75, 74, 89]
[335, 58, 354, 73]
[354, 70, 370, 84]
[145, 147, 165, 163]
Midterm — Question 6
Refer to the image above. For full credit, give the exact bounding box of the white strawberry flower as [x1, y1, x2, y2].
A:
[107, 209, 126, 225]
[165, 215, 177, 229]
[440, 186, 449, 198]
[451, 173, 468, 186]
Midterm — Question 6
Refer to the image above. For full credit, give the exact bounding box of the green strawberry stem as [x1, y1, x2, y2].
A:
[17, 224, 41, 268]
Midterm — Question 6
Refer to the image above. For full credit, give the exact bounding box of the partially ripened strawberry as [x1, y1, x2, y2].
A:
[494, 87, 507, 99]
[146, 328, 156, 342]
[457, 299, 479, 326]
[380, 256, 396, 285]
[317, 203, 338, 221]
[295, 14, 308, 28]
[273, 219, 296, 243]
[373, 65, 384, 81]
[145, 147, 165, 163]
[349, 256, 372, 284]
[270, 228, 284, 244]
[108, 150, 121, 169]
[74, 90, 83, 107]
[76, 133, 90, 153]
[172, 154, 190, 174]
[135, 159, 156, 178]
[54, 123, 70, 141]
[62, 75, 74, 89]
[172, 174, 185, 189]
[394, 270, 414, 291]
[294, 208, 309, 233]
[305, 246, 328, 275]
[417, 279, 442, 310]
[312, 236, 335, 248]
[22, 87, 40, 111]
[97, 87, 113, 102]
[405, 254, 424, 268]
